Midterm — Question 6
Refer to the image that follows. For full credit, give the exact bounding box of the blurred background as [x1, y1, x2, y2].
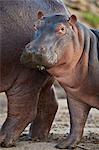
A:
[63, 0, 99, 28]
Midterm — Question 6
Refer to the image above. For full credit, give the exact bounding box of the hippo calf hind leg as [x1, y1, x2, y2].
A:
[56, 97, 91, 149]
[29, 81, 58, 141]
[0, 69, 38, 147]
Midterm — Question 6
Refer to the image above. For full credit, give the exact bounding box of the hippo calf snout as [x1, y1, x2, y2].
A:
[21, 50, 42, 67]
[25, 42, 47, 55]
[21, 42, 50, 68]
[21, 39, 58, 69]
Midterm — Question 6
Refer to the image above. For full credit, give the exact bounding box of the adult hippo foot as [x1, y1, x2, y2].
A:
[19, 134, 32, 141]
[19, 133, 47, 142]
[0, 132, 6, 146]
[55, 134, 81, 149]
[0, 131, 15, 147]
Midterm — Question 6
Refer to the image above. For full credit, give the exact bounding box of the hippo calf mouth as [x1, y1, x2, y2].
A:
[20, 51, 46, 71]
[20, 47, 58, 71]
[21, 42, 58, 70]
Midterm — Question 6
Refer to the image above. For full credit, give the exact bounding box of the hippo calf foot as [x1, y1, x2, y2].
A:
[55, 135, 81, 149]
[55, 98, 91, 149]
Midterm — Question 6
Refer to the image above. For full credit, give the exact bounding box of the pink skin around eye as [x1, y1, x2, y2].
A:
[55, 23, 66, 35]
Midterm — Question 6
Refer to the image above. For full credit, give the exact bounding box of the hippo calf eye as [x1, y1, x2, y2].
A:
[55, 23, 66, 35]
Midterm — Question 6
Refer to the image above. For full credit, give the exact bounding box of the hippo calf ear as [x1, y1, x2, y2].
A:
[69, 15, 77, 25]
[37, 11, 44, 19]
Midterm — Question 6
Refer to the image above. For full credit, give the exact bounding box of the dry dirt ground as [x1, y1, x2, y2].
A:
[0, 86, 99, 150]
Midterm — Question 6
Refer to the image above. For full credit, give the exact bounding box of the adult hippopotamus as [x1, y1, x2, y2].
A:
[0, 0, 70, 147]
[21, 11, 99, 149]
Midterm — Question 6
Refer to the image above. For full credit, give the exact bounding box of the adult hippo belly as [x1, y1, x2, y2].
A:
[0, 0, 70, 147]
[21, 12, 99, 149]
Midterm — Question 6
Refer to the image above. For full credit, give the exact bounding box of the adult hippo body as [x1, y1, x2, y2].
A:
[0, 0, 70, 147]
[22, 12, 99, 149]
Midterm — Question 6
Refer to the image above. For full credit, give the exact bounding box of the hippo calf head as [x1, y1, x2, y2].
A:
[21, 11, 77, 69]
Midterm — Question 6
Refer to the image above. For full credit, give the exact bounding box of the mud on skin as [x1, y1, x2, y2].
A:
[0, 0, 70, 147]
[21, 11, 99, 149]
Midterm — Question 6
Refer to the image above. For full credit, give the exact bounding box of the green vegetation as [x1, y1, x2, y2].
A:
[82, 11, 99, 27]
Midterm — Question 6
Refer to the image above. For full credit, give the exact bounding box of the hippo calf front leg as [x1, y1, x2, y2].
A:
[56, 96, 91, 149]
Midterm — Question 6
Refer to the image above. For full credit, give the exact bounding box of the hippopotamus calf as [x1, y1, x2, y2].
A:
[21, 11, 99, 149]
[0, 0, 70, 147]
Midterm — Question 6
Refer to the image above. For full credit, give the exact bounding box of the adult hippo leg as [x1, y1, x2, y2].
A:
[0, 68, 39, 147]
[56, 96, 91, 149]
[29, 78, 58, 141]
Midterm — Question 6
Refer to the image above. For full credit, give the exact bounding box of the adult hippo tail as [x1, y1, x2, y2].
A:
[0, 0, 70, 147]
[21, 12, 99, 149]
